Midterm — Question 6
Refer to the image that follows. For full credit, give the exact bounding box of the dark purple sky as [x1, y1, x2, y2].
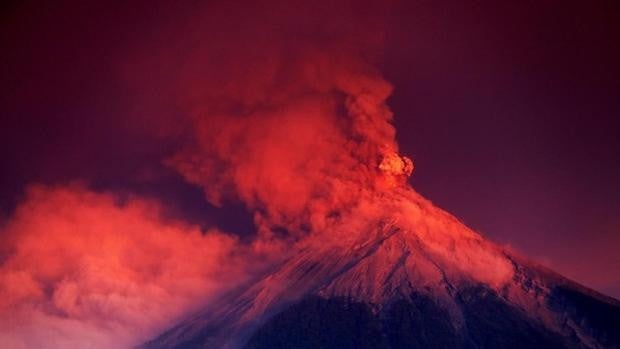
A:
[1, 1, 619, 297]
[386, 1, 620, 297]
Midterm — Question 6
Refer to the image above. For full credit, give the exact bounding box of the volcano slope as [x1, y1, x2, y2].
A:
[142, 188, 620, 349]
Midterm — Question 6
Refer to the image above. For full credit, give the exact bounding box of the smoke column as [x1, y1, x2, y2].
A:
[0, 1, 416, 348]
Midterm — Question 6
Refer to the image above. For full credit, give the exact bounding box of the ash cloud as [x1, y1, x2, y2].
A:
[0, 1, 410, 347]
[148, 1, 411, 235]
[0, 184, 250, 349]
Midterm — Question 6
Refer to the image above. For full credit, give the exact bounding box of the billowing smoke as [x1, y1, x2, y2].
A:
[0, 2, 510, 349]
[167, 51, 411, 235]
[153, 1, 412, 236]
[0, 184, 255, 349]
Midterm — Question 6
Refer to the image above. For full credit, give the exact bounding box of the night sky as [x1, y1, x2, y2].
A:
[1, 0, 619, 301]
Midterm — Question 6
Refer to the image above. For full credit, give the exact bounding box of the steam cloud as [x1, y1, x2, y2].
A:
[0, 2, 441, 348]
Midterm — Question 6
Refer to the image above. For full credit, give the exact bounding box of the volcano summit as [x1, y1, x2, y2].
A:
[3, 2, 620, 349]
[142, 186, 620, 349]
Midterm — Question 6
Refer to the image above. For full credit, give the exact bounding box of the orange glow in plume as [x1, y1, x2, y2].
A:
[378, 152, 414, 187]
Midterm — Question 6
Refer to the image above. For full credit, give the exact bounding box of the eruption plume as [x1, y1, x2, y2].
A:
[0, 2, 519, 349]
[161, 2, 406, 235]
[0, 2, 408, 347]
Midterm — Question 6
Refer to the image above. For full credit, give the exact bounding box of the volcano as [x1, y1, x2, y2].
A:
[142, 187, 620, 349]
